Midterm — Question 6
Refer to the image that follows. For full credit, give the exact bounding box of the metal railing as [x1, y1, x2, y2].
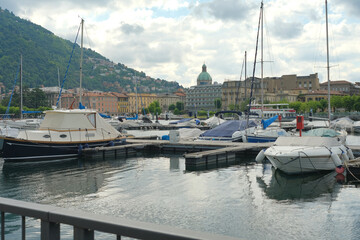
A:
[0, 197, 241, 240]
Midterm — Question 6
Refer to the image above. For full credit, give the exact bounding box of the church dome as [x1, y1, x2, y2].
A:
[197, 64, 212, 85]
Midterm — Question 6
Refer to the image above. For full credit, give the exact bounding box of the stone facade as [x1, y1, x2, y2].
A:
[320, 80, 360, 95]
[185, 84, 222, 112]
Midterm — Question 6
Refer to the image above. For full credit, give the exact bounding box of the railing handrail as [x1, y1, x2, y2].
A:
[0, 197, 241, 240]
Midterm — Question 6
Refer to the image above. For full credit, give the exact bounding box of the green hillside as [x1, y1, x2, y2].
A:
[0, 8, 182, 93]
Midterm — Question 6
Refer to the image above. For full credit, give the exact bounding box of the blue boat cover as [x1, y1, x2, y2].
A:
[22, 111, 42, 114]
[200, 120, 257, 138]
[126, 114, 138, 120]
[99, 113, 111, 118]
[79, 102, 86, 109]
[261, 115, 278, 130]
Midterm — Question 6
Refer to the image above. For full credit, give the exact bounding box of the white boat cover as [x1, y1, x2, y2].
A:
[273, 136, 342, 147]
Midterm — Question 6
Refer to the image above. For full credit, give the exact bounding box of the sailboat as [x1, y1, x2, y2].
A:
[258, 0, 352, 174]
[232, 1, 289, 143]
[0, 19, 125, 162]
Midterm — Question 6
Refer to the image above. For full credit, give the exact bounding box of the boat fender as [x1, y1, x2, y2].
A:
[242, 135, 247, 143]
[84, 143, 89, 149]
[330, 153, 342, 168]
[78, 144, 83, 154]
[341, 150, 349, 162]
[336, 166, 345, 174]
[255, 149, 266, 163]
[347, 148, 355, 160]
[108, 141, 114, 146]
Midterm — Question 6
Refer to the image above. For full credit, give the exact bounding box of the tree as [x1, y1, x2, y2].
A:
[289, 101, 302, 113]
[342, 95, 354, 112]
[299, 102, 309, 113]
[147, 101, 161, 115]
[330, 96, 343, 112]
[240, 99, 249, 112]
[176, 102, 184, 111]
[168, 104, 176, 111]
[214, 98, 222, 110]
[307, 101, 320, 113]
[24, 88, 48, 108]
[354, 102, 360, 112]
[319, 99, 328, 112]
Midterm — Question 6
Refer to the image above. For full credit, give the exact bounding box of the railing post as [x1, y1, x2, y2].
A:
[74, 227, 94, 240]
[41, 220, 60, 240]
[1, 212, 4, 240]
[22, 216, 25, 240]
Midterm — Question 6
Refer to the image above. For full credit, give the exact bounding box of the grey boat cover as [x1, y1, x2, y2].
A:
[199, 120, 257, 138]
[302, 128, 340, 137]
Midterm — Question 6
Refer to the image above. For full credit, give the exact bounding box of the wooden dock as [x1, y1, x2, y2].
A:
[81, 142, 157, 158]
[81, 139, 272, 169]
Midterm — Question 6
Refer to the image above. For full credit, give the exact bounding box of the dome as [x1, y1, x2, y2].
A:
[197, 64, 212, 85]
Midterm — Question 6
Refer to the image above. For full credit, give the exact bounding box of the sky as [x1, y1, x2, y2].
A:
[0, 0, 359, 88]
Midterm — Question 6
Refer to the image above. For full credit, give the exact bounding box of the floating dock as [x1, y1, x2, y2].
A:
[82, 139, 271, 169]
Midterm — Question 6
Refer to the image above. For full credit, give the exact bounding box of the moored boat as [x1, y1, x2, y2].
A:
[262, 134, 348, 174]
[1, 109, 125, 162]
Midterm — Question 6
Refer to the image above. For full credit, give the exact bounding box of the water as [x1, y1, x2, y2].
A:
[1, 152, 360, 240]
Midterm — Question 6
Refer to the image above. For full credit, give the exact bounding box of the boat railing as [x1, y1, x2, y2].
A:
[0, 197, 239, 240]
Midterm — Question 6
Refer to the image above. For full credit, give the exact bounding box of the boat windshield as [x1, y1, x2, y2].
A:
[87, 113, 96, 128]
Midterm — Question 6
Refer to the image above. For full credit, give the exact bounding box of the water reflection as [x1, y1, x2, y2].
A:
[257, 169, 340, 201]
[186, 153, 255, 171]
[0, 156, 130, 202]
[169, 156, 179, 170]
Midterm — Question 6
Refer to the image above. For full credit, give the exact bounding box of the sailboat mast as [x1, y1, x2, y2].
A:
[245, 51, 247, 100]
[135, 74, 138, 114]
[20, 54, 23, 119]
[325, 0, 331, 124]
[260, 1, 264, 119]
[79, 18, 84, 104]
[58, 67, 61, 109]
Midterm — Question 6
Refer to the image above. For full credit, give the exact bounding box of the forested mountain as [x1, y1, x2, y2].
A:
[0, 8, 182, 93]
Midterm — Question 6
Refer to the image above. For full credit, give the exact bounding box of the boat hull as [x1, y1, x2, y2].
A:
[246, 136, 277, 143]
[264, 145, 346, 174]
[2, 138, 125, 162]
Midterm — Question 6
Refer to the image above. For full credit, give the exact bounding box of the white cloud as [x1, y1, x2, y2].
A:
[0, 0, 359, 88]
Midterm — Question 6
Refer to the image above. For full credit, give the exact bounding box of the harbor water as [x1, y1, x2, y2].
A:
[0, 151, 360, 239]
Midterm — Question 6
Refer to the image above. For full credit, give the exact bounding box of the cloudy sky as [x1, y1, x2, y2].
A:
[1, 0, 359, 87]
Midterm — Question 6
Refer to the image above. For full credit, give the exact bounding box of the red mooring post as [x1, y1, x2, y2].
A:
[296, 115, 304, 137]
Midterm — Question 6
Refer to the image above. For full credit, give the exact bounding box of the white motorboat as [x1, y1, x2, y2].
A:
[330, 117, 354, 133]
[260, 133, 350, 174]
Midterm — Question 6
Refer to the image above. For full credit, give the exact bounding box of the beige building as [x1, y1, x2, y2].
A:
[60, 92, 119, 115]
[221, 73, 320, 110]
[302, 90, 345, 102]
[264, 73, 320, 92]
[127, 93, 157, 113]
[157, 93, 182, 111]
[111, 92, 129, 114]
[320, 80, 360, 95]
[221, 80, 251, 110]
[222, 79, 298, 110]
